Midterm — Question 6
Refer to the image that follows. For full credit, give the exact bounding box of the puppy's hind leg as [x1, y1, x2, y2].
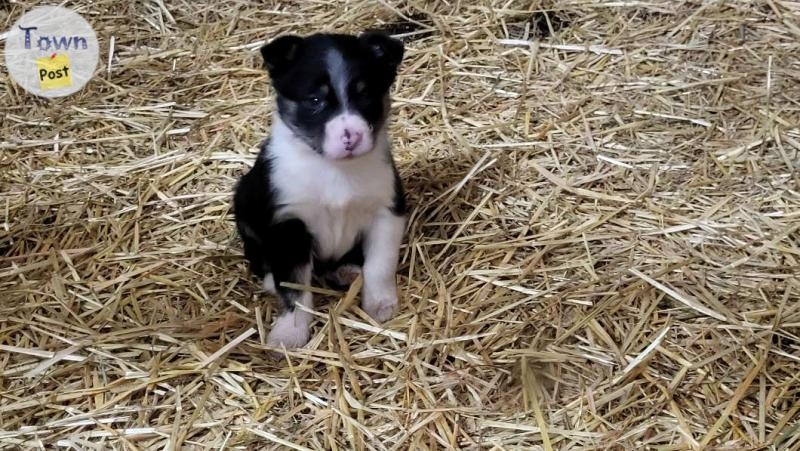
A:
[238, 224, 268, 279]
[322, 241, 364, 290]
[237, 223, 276, 294]
[325, 264, 362, 289]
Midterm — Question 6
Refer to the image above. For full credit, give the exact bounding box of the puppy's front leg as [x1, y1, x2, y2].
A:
[362, 211, 405, 322]
[266, 219, 314, 349]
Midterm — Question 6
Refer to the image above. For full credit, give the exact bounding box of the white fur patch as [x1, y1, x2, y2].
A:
[262, 273, 276, 294]
[321, 49, 374, 159]
[269, 117, 396, 262]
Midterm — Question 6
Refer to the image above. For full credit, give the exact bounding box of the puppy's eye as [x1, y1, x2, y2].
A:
[303, 95, 326, 110]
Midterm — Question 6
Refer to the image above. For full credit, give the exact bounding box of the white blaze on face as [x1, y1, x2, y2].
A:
[321, 48, 374, 160]
[322, 112, 374, 160]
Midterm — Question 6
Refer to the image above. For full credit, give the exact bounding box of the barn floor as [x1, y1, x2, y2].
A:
[2, 1, 800, 449]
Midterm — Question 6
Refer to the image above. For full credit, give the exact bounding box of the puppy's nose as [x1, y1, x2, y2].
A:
[342, 128, 362, 150]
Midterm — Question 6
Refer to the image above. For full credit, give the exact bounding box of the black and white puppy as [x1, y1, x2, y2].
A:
[233, 32, 406, 349]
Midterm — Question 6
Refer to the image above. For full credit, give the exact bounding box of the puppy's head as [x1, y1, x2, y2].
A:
[261, 32, 404, 160]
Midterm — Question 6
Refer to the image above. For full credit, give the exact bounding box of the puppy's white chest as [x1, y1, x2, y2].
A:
[310, 198, 375, 257]
[273, 154, 393, 260]
[291, 179, 383, 259]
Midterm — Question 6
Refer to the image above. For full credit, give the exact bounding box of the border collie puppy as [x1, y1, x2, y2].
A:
[233, 32, 406, 349]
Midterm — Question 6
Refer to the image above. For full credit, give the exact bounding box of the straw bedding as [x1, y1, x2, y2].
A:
[1, 0, 799, 449]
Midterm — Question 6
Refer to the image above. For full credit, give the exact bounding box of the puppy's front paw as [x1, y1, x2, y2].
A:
[362, 283, 398, 323]
[267, 311, 310, 350]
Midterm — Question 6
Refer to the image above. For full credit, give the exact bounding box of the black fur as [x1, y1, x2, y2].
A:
[233, 141, 274, 279]
[390, 163, 406, 216]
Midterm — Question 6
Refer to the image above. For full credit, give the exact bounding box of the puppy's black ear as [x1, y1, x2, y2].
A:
[260, 35, 303, 76]
[360, 32, 404, 72]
